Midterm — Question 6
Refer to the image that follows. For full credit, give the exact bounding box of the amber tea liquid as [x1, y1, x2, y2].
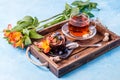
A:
[68, 14, 90, 37]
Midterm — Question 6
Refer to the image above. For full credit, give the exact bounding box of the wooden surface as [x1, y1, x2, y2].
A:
[30, 20, 120, 77]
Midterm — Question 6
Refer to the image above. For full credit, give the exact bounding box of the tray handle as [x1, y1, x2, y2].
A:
[26, 47, 48, 67]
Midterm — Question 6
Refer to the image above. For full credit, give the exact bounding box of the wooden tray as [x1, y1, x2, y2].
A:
[28, 20, 120, 77]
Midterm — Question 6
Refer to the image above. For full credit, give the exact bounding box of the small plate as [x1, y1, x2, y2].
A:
[62, 23, 97, 40]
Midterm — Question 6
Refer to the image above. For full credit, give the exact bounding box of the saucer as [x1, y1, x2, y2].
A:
[61, 23, 97, 40]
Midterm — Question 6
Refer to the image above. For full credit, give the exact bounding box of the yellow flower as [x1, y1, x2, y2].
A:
[7, 32, 22, 44]
[37, 39, 51, 53]
[13, 39, 24, 48]
[3, 24, 24, 48]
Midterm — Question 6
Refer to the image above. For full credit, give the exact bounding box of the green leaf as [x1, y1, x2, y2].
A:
[90, 2, 97, 9]
[24, 35, 32, 46]
[22, 16, 33, 24]
[22, 28, 29, 36]
[72, 1, 81, 6]
[29, 30, 43, 39]
[65, 3, 71, 10]
[11, 16, 34, 32]
[63, 3, 72, 19]
[17, 16, 33, 25]
[87, 12, 94, 17]
[11, 21, 30, 31]
[11, 25, 21, 32]
[17, 20, 23, 24]
[71, 7, 80, 17]
[33, 17, 39, 27]
[27, 25, 35, 29]
[72, 0, 89, 6]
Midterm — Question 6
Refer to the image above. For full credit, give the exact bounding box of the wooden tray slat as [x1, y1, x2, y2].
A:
[71, 32, 103, 55]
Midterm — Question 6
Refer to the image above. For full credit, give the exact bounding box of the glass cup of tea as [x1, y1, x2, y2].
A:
[62, 13, 97, 40]
[68, 14, 90, 37]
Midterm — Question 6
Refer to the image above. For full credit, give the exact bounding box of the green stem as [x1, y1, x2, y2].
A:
[36, 22, 50, 30]
[38, 13, 63, 23]
[36, 13, 63, 29]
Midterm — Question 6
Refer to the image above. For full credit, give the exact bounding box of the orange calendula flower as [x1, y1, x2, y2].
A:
[8, 32, 22, 43]
[13, 39, 24, 48]
[35, 39, 51, 53]
[3, 24, 24, 48]
[8, 32, 24, 48]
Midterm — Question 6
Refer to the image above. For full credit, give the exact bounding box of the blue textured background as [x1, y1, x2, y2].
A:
[0, 0, 120, 80]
